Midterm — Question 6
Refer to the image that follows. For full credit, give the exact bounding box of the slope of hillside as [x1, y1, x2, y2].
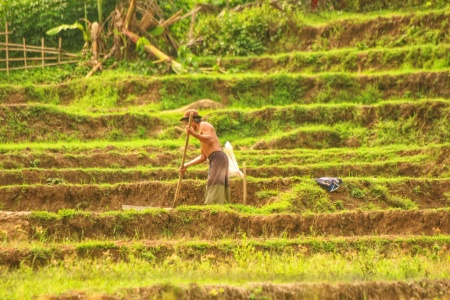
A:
[0, 2, 450, 299]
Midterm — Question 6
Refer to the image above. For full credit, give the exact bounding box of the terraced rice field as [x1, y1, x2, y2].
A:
[1, 1, 450, 299]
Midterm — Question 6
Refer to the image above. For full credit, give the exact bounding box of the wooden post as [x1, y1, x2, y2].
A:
[243, 162, 247, 205]
[5, 22, 9, 76]
[41, 37, 45, 69]
[23, 37, 27, 69]
[173, 112, 194, 208]
[58, 37, 62, 65]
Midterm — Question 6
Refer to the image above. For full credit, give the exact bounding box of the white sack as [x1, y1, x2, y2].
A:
[223, 141, 244, 178]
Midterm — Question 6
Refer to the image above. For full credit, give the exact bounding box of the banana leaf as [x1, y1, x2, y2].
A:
[46, 22, 90, 42]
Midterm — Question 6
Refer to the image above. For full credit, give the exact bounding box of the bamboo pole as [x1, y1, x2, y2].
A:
[0, 23, 76, 74]
[0, 42, 76, 53]
[0, 56, 60, 62]
[41, 37, 45, 69]
[243, 162, 247, 205]
[0, 60, 77, 71]
[37, 60, 78, 67]
[173, 113, 194, 208]
[0, 45, 78, 57]
[5, 22, 9, 76]
[23, 38, 27, 68]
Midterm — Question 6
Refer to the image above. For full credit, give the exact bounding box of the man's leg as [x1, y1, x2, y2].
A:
[205, 151, 230, 204]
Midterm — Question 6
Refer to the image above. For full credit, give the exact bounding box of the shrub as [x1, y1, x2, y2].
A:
[193, 5, 285, 56]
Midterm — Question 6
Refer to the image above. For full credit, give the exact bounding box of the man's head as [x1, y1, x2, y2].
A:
[180, 109, 202, 123]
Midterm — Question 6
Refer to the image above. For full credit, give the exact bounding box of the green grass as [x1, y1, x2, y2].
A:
[289, 7, 450, 26]
[2, 99, 449, 146]
[5, 235, 450, 256]
[22, 203, 450, 220]
[0, 139, 182, 152]
[1, 243, 449, 299]
[2, 71, 449, 108]
[0, 141, 447, 159]
[200, 44, 450, 74]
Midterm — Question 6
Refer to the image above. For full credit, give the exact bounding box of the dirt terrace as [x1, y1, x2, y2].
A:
[1, 144, 449, 169]
[1, 209, 449, 242]
[40, 280, 450, 300]
[270, 11, 450, 52]
[2, 235, 450, 269]
[0, 159, 449, 186]
[2, 72, 450, 108]
[1, 178, 450, 212]
[212, 45, 450, 73]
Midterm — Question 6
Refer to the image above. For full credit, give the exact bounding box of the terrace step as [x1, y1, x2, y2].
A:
[1, 71, 449, 107]
[1, 235, 449, 268]
[210, 10, 450, 55]
[1, 209, 449, 242]
[1, 99, 450, 146]
[1, 143, 449, 169]
[0, 177, 449, 212]
[40, 280, 450, 300]
[199, 44, 450, 74]
[328, 0, 449, 12]
[0, 157, 448, 186]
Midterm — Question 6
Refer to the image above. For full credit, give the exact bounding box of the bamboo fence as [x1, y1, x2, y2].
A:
[0, 23, 79, 75]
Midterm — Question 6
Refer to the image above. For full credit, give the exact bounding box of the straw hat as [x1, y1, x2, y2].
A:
[180, 109, 202, 121]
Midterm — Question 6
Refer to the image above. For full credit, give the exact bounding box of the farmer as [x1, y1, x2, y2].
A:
[179, 109, 230, 204]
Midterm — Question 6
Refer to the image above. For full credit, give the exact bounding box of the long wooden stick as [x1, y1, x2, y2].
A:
[173, 113, 193, 207]
[122, 29, 185, 74]
[243, 162, 247, 205]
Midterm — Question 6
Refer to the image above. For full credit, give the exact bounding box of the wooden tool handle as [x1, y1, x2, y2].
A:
[172, 112, 193, 207]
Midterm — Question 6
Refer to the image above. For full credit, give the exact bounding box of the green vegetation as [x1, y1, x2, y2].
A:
[2, 239, 450, 299]
[1, 0, 450, 299]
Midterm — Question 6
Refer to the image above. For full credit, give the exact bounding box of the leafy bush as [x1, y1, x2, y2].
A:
[193, 5, 286, 56]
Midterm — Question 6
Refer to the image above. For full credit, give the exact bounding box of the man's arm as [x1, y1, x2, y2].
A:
[180, 153, 207, 174]
[186, 123, 214, 144]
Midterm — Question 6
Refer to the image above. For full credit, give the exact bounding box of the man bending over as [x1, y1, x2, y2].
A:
[179, 109, 230, 204]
